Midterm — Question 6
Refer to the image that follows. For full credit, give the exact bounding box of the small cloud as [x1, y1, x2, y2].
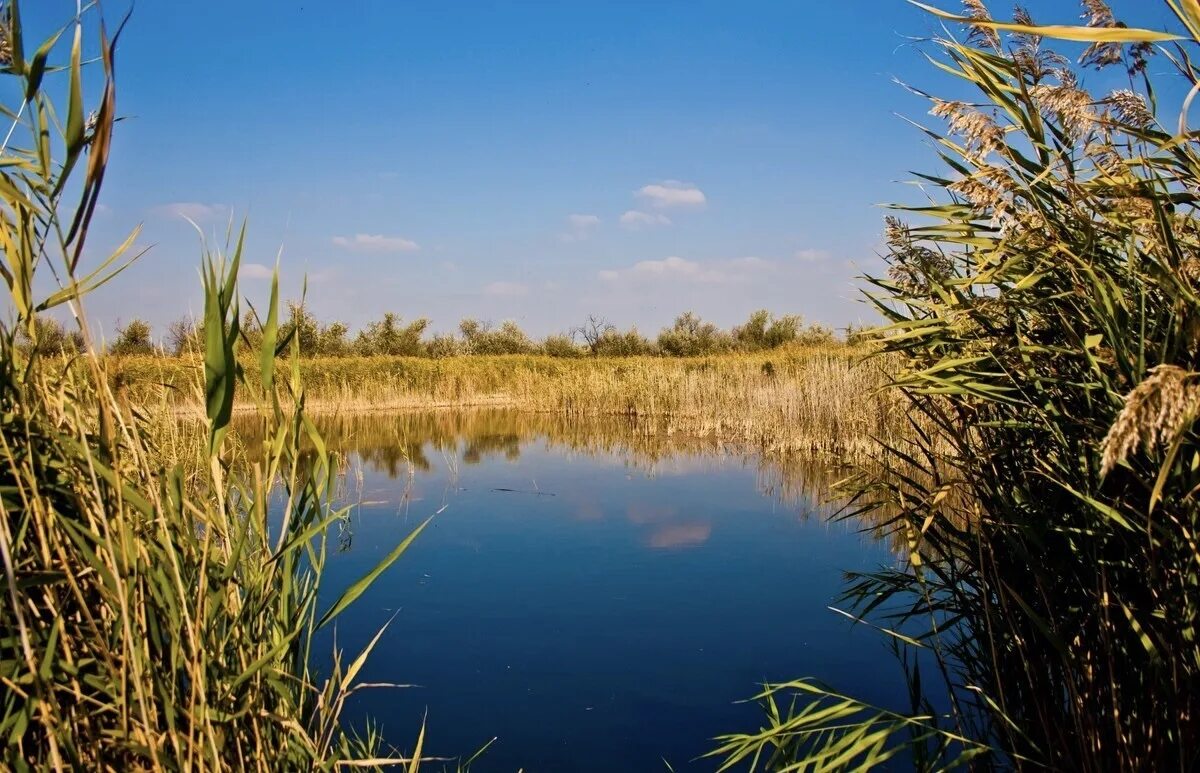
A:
[619, 210, 672, 229]
[483, 280, 529, 297]
[731, 256, 773, 269]
[378, 171, 400, 180]
[331, 233, 420, 253]
[635, 180, 707, 209]
[568, 213, 601, 229]
[561, 213, 602, 242]
[599, 255, 773, 285]
[152, 202, 227, 221]
[601, 255, 722, 283]
[240, 263, 274, 280]
[794, 248, 830, 262]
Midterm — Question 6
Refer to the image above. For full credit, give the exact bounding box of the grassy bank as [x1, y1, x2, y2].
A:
[116, 344, 901, 457]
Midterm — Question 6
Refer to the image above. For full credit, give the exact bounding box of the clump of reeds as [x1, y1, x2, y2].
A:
[114, 343, 901, 458]
[714, 1, 1200, 770]
[0, 5, 437, 768]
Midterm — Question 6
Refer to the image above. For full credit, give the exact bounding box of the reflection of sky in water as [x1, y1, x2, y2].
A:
[299, 411, 904, 772]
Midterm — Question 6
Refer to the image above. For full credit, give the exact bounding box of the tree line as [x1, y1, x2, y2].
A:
[22, 307, 851, 358]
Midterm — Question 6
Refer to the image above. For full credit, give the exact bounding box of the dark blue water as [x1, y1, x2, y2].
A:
[310, 412, 903, 771]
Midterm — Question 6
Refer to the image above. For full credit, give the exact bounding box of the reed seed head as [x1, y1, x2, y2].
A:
[962, 0, 1000, 50]
[0, 7, 10, 67]
[1100, 365, 1200, 476]
[1106, 90, 1153, 128]
[1080, 0, 1126, 69]
[931, 99, 1005, 162]
[1031, 70, 1095, 138]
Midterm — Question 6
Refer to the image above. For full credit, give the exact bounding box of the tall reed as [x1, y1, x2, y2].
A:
[116, 345, 902, 457]
[714, 1, 1200, 770]
[0, 5, 437, 768]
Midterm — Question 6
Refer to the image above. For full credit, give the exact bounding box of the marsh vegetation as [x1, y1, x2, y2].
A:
[711, 2, 1200, 771]
[5, 0, 1200, 771]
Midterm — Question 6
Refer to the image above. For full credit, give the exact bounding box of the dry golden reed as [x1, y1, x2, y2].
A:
[115, 344, 902, 458]
[1100, 365, 1200, 476]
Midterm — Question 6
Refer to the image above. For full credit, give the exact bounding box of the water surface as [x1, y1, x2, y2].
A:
[304, 410, 902, 771]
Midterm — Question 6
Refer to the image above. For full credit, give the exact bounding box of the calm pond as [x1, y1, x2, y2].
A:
[301, 410, 904, 771]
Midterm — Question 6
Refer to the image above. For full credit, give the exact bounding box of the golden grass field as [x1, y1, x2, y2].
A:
[116, 343, 901, 457]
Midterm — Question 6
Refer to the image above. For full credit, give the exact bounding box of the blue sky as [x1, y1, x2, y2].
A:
[22, 0, 1180, 339]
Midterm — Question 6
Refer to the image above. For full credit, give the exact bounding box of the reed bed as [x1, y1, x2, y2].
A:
[0, 7, 447, 768]
[713, 2, 1200, 771]
[115, 345, 902, 458]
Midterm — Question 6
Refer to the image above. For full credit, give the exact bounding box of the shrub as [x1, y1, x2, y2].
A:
[354, 313, 429, 356]
[317, 320, 352, 357]
[732, 309, 804, 351]
[18, 316, 84, 356]
[459, 318, 537, 355]
[110, 318, 156, 356]
[657, 312, 731, 357]
[542, 333, 584, 357]
[427, 332, 463, 358]
[573, 314, 615, 356]
[594, 327, 657, 357]
[166, 316, 203, 356]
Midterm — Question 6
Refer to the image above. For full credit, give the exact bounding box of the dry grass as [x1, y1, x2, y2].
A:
[114, 343, 903, 457]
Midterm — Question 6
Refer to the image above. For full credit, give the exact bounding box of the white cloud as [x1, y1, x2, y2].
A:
[240, 263, 274, 280]
[568, 213, 601, 229]
[601, 256, 721, 283]
[635, 180, 707, 209]
[152, 202, 227, 221]
[794, 248, 830, 262]
[483, 280, 529, 297]
[561, 213, 601, 242]
[619, 210, 672, 229]
[331, 233, 420, 253]
[599, 255, 773, 285]
[731, 256, 772, 269]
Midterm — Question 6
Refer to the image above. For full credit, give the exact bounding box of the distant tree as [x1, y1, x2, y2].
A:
[845, 323, 870, 346]
[110, 318, 156, 356]
[594, 327, 656, 357]
[238, 309, 263, 355]
[354, 313, 429, 357]
[491, 321, 536, 355]
[656, 312, 731, 357]
[542, 333, 584, 358]
[427, 333, 462, 358]
[794, 322, 836, 346]
[316, 321, 351, 357]
[732, 310, 804, 351]
[166, 317, 203, 357]
[459, 318, 536, 355]
[572, 314, 615, 356]
[279, 302, 320, 355]
[18, 316, 83, 356]
[276, 302, 352, 357]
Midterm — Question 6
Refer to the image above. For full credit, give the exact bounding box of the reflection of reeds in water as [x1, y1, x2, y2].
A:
[123, 346, 902, 457]
[232, 408, 897, 537]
